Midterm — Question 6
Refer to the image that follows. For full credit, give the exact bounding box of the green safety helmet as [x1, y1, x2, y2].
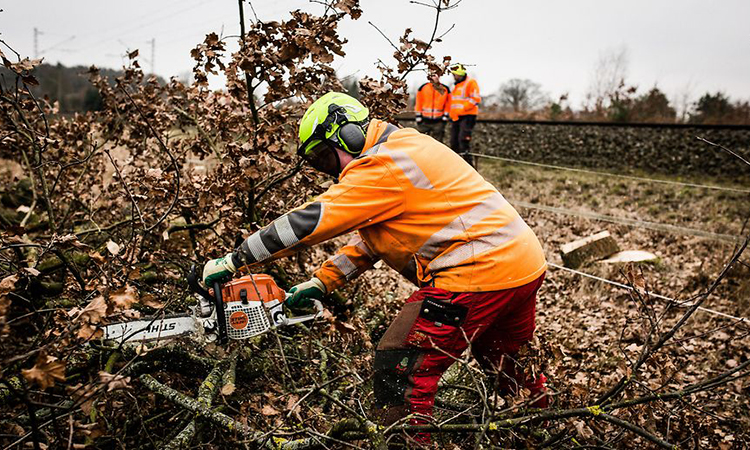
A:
[297, 92, 369, 175]
[449, 63, 467, 77]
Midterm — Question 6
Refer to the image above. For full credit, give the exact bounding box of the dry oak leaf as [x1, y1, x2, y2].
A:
[98, 371, 131, 392]
[70, 295, 108, 340]
[66, 383, 98, 415]
[57, 233, 89, 249]
[573, 420, 594, 439]
[0, 275, 18, 327]
[22, 352, 66, 390]
[625, 266, 646, 291]
[77, 323, 103, 340]
[106, 240, 121, 256]
[71, 295, 108, 323]
[0, 274, 19, 294]
[261, 404, 281, 416]
[139, 294, 164, 309]
[111, 285, 138, 310]
[89, 251, 106, 264]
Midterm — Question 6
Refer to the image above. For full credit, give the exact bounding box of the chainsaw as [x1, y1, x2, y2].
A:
[101, 266, 322, 345]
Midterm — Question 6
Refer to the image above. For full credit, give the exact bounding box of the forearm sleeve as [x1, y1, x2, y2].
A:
[231, 157, 403, 270]
[314, 233, 379, 292]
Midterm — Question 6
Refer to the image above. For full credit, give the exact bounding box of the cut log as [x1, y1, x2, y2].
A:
[560, 231, 620, 269]
[601, 250, 658, 264]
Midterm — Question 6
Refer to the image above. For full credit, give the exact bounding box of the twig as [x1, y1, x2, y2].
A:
[398, 0, 444, 81]
[697, 136, 750, 167]
[139, 374, 254, 437]
[71, 218, 137, 237]
[367, 22, 400, 53]
[247, 0, 261, 23]
[167, 216, 221, 235]
[237, 0, 260, 127]
[597, 413, 674, 449]
[163, 362, 225, 450]
[597, 236, 749, 405]
[287, 372, 353, 419]
[52, 249, 86, 291]
[255, 160, 304, 203]
[104, 148, 146, 229]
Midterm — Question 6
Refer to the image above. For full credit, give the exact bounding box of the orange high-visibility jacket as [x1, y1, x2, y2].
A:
[449, 77, 480, 121]
[415, 82, 451, 120]
[232, 119, 546, 294]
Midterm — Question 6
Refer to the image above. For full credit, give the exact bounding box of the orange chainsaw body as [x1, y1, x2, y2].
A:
[218, 274, 285, 304]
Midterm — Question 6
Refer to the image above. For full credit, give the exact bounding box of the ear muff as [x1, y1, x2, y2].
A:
[336, 122, 366, 155]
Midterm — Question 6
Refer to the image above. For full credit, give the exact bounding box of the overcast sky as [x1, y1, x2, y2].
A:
[2, 0, 749, 108]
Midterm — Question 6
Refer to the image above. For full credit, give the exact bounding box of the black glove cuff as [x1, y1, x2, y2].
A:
[231, 251, 244, 270]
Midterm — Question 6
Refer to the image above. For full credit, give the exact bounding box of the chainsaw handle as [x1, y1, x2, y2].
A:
[187, 264, 213, 303]
[188, 265, 228, 344]
[214, 281, 228, 345]
[281, 293, 324, 326]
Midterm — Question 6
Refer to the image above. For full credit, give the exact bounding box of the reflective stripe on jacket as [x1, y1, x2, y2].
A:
[231, 119, 546, 294]
[415, 82, 451, 120]
[449, 77, 480, 120]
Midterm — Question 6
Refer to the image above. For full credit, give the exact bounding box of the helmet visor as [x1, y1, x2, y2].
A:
[300, 140, 341, 177]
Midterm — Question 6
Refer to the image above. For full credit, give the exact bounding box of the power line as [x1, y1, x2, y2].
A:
[155, 1, 299, 47]
[510, 199, 744, 244]
[72, 0, 209, 53]
[472, 153, 750, 194]
[547, 262, 749, 324]
[33, 27, 39, 59]
[67, 0, 188, 41]
[150, 38, 155, 74]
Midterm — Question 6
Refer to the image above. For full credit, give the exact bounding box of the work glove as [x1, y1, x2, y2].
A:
[286, 277, 326, 314]
[415, 115, 423, 124]
[202, 252, 236, 287]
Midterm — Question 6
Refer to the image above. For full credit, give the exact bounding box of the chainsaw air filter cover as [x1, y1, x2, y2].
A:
[224, 301, 271, 339]
[219, 274, 287, 340]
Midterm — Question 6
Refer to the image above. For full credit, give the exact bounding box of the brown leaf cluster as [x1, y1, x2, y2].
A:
[21, 352, 66, 390]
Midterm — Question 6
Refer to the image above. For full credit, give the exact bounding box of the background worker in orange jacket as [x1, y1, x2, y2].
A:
[448, 63, 481, 166]
[414, 73, 451, 142]
[202, 92, 548, 440]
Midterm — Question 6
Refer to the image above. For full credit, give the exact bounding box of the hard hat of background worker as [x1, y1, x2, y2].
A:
[449, 63, 467, 78]
[297, 92, 370, 177]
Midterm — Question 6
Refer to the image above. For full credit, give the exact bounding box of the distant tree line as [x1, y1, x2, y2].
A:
[11, 62, 749, 125]
[479, 79, 750, 125]
[0, 63, 166, 115]
[479, 47, 750, 125]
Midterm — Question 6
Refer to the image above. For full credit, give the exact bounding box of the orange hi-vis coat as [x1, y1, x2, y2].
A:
[231, 119, 546, 294]
[449, 77, 480, 121]
[415, 82, 451, 120]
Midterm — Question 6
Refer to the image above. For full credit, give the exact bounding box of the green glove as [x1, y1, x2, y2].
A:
[202, 253, 236, 287]
[287, 277, 326, 314]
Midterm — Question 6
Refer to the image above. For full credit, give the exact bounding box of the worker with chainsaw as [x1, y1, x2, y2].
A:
[414, 72, 451, 142]
[447, 63, 481, 165]
[202, 92, 548, 435]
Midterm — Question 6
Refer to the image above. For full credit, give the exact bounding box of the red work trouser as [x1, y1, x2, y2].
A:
[372, 273, 547, 429]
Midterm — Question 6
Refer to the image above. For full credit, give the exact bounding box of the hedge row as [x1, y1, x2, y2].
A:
[468, 123, 750, 180]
